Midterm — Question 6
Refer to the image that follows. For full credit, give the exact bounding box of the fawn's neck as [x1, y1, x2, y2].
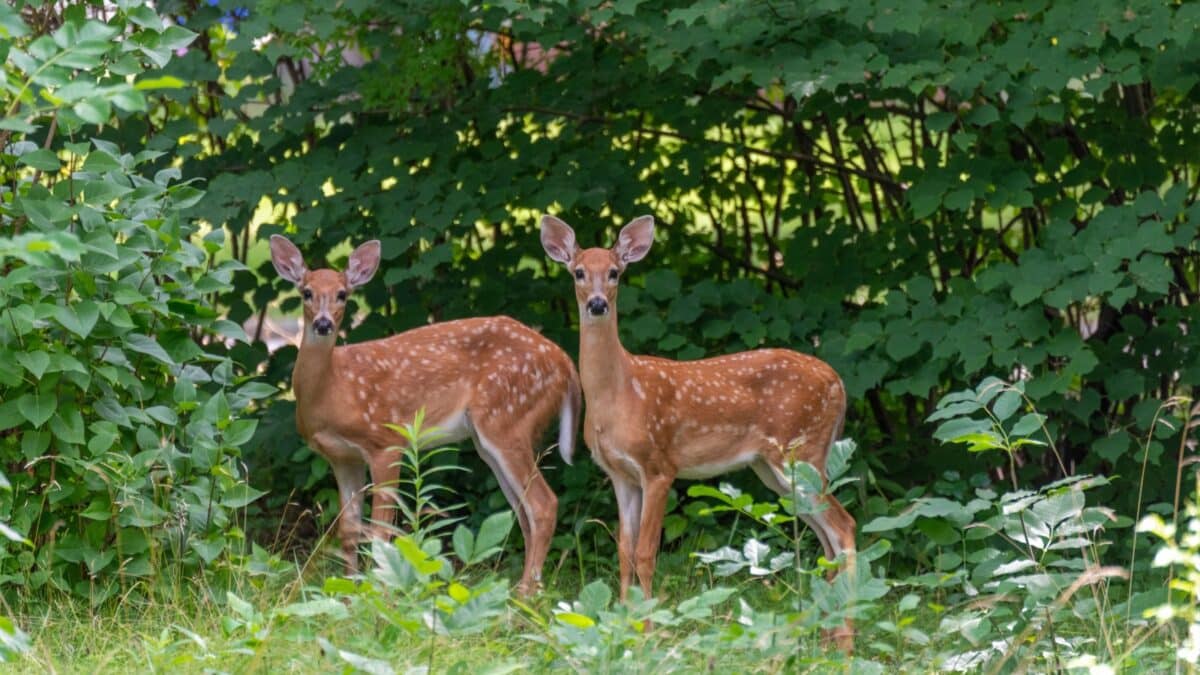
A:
[578, 311, 633, 403]
[293, 332, 337, 406]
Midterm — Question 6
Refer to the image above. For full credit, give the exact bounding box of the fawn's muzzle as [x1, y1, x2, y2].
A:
[312, 316, 335, 336]
[586, 297, 609, 317]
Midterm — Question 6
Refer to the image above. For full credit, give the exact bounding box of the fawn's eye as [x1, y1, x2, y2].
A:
[608, 268, 619, 281]
[301, 289, 313, 301]
[336, 290, 347, 302]
[574, 268, 585, 281]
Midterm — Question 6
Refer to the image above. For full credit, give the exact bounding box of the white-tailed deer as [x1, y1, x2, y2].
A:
[540, 215, 857, 646]
[270, 235, 581, 594]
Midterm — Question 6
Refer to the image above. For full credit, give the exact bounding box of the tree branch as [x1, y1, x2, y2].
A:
[505, 105, 903, 189]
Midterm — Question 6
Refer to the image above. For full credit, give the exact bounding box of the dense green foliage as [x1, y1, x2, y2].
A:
[1, 0, 1199, 670]
[8, 404, 1195, 672]
[105, 0, 1197, 535]
[0, 3, 267, 600]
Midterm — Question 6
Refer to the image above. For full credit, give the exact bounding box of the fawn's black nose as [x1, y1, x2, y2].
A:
[313, 317, 335, 336]
[586, 297, 609, 317]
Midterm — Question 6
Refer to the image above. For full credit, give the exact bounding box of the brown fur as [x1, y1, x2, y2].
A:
[272, 236, 580, 594]
[542, 216, 856, 649]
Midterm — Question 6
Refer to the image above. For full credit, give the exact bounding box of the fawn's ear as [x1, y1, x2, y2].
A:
[345, 240, 381, 289]
[540, 215, 579, 265]
[269, 235, 307, 285]
[615, 215, 655, 265]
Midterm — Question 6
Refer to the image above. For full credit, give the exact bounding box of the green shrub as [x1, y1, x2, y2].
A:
[0, 2, 267, 601]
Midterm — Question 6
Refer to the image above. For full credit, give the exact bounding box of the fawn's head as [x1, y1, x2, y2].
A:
[540, 215, 655, 322]
[269, 235, 381, 341]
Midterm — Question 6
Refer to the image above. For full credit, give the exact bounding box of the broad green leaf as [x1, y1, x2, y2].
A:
[123, 334, 175, 365]
[447, 582, 470, 604]
[17, 392, 55, 428]
[0, 5, 31, 38]
[82, 151, 122, 173]
[16, 351, 50, 379]
[933, 417, 991, 443]
[473, 510, 514, 558]
[18, 149, 60, 171]
[49, 406, 85, 444]
[87, 421, 119, 453]
[395, 536, 442, 576]
[220, 483, 266, 509]
[862, 497, 977, 533]
[276, 599, 349, 620]
[991, 390, 1021, 422]
[124, 5, 160, 29]
[223, 418, 257, 446]
[555, 612, 595, 629]
[825, 438, 856, 482]
[134, 75, 186, 90]
[111, 89, 147, 112]
[452, 524, 474, 564]
[578, 580, 612, 614]
[73, 97, 112, 125]
[144, 405, 178, 425]
[80, 498, 113, 521]
[1009, 412, 1045, 437]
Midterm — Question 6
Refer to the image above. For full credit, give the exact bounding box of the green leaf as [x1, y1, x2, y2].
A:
[111, 88, 147, 112]
[192, 537, 226, 564]
[1130, 254, 1171, 294]
[87, 421, 119, 453]
[236, 382, 277, 400]
[50, 406, 85, 444]
[275, 599, 349, 620]
[782, 461, 824, 501]
[223, 418, 257, 446]
[825, 438, 856, 483]
[124, 5, 161, 29]
[144, 405, 178, 426]
[18, 149, 61, 171]
[555, 612, 596, 629]
[134, 75, 186, 90]
[933, 417, 991, 443]
[395, 536, 443, 576]
[1009, 412, 1045, 437]
[80, 498, 113, 521]
[643, 269, 682, 301]
[73, 97, 112, 125]
[473, 510, 514, 561]
[991, 390, 1021, 422]
[862, 497, 975, 533]
[220, 483, 266, 508]
[16, 351, 50, 379]
[158, 25, 196, 51]
[452, 524, 475, 564]
[955, 431, 1006, 452]
[885, 332, 921, 360]
[0, 5, 31, 38]
[123, 334, 175, 365]
[628, 313, 666, 342]
[17, 392, 55, 428]
[82, 151, 122, 173]
[1094, 432, 1131, 463]
[0, 401, 21, 430]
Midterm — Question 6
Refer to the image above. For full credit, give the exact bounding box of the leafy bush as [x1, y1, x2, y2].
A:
[103, 0, 1194, 554]
[0, 2, 266, 600]
[23, 382, 1192, 671]
[1137, 398, 1200, 667]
